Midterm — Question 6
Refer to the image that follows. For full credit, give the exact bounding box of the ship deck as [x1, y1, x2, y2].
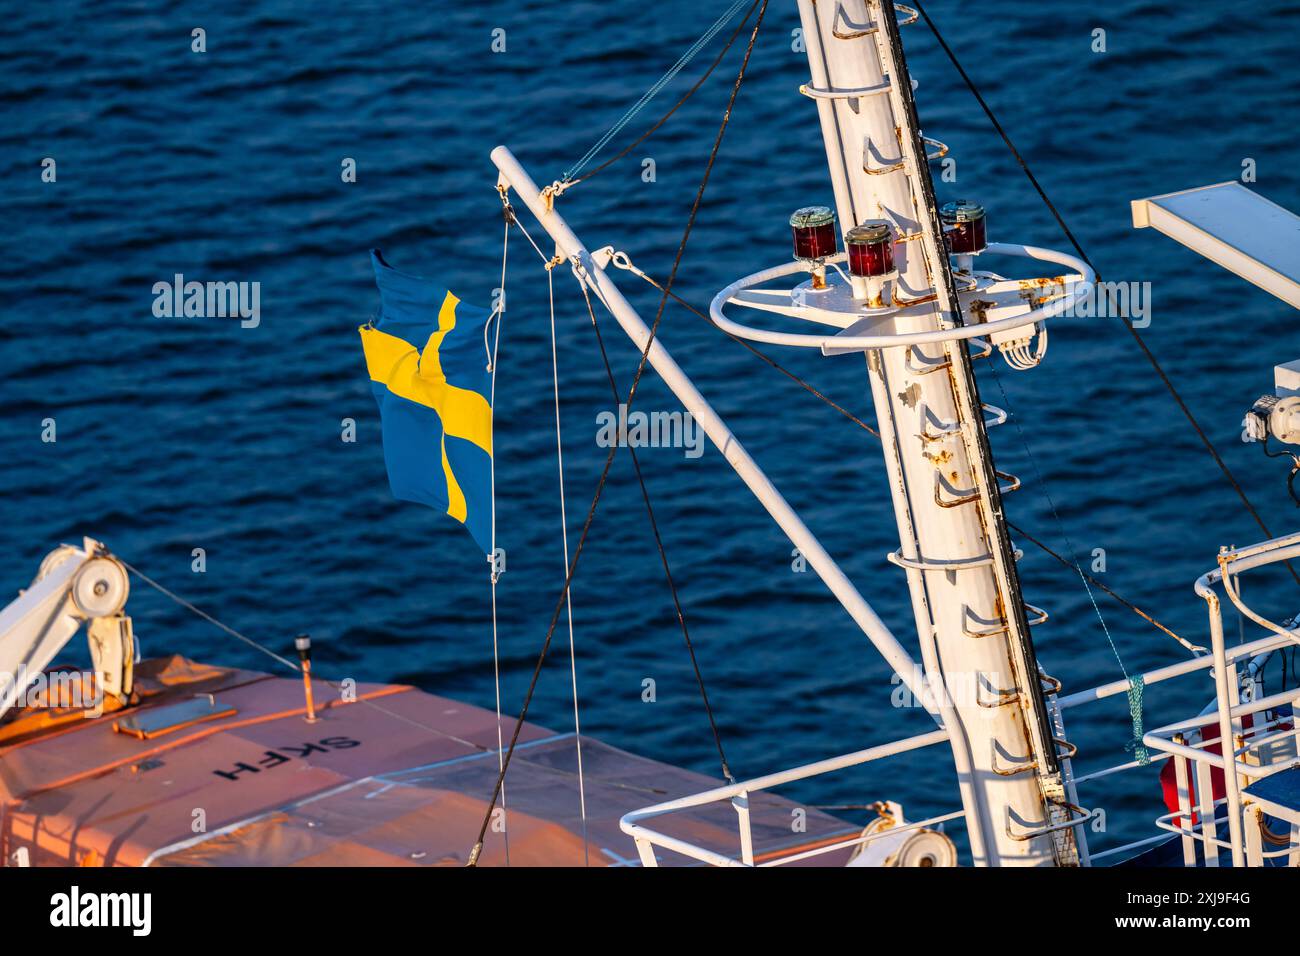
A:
[0, 657, 857, 866]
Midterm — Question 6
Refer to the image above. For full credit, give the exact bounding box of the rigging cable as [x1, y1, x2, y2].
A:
[910, 0, 1300, 589]
[612, 254, 879, 437]
[487, 211, 511, 864]
[118, 559, 482, 751]
[565, 0, 764, 189]
[545, 258, 590, 865]
[561, 0, 753, 183]
[1005, 521, 1203, 655]
[574, 264, 736, 783]
[466, 0, 771, 867]
[116, 557, 669, 798]
[507, 211, 736, 785]
[981, 358, 1149, 764]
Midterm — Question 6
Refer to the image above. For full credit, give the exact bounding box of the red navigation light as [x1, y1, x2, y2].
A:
[846, 221, 895, 277]
[790, 206, 837, 262]
[940, 200, 987, 255]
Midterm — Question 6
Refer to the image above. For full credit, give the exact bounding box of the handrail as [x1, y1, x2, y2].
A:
[620, 728, 948, 867]
[621, 622, 1297, 866]
[621, 527, 1300, 867]
[1083, 531, 1300, 866]
[1058, 629, 1296, 710]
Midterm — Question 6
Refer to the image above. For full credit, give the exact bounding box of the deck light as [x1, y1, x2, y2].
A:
[790, 205, 837, 289]
[844, 220, 896, 304]
[846, 221, 895, 277]
[940, 200, 987, 263]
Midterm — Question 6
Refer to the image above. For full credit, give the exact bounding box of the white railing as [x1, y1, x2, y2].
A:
[618, 727, 957, 867]
[1063, 530, 1300, 867]
[621, 530, 1300, 868]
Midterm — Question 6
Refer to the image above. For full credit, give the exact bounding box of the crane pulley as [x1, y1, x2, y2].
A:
[0, 538, 134, 721]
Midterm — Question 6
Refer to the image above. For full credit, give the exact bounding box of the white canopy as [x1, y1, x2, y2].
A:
[1132, 181, 1300, 310]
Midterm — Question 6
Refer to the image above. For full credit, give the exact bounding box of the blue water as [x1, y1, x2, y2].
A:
[4, 0, 1300, 859]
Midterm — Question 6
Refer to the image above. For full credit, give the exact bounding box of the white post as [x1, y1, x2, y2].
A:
[796, 0, 1074, 864]
[1200, 584, 1247, 865]
[491, 145, 932, 708]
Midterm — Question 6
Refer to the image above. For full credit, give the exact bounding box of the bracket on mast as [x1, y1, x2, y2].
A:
[1006, 801, 1099, 842]
[963, 603, 1049, 639]
[934, 468, 1021, 508]
[799, 80, 893, 100]
[887, 549, 997, 572]
[976, 675, 1021, 709]
[831, 2, 919, 39]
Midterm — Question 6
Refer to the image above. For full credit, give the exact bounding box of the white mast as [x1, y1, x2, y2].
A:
[795, 0, 1081, 865]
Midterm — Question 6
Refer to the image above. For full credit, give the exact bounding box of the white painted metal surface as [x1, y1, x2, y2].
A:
[1276, 359, 1300, 397]
[619, 728, 951, 866]
[846, 801, 958, 866]
[621, 545, 1300, 866]
[0, 538, 128, 719]
[1132, 181, 1300, 309]
[495, 2, 1300, 870]
[794, 0, 1077, 865]
[1129, 534, 1300, 866]
[709, 242, 1094, 350]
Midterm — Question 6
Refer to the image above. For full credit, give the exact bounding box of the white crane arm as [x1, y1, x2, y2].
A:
[0, 538, 131, 720]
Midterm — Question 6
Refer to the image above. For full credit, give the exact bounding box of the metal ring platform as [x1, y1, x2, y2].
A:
[708, 242, 1095, 352]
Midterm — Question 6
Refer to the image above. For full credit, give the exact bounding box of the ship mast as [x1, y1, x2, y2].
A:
[795, 0, 1080, 865]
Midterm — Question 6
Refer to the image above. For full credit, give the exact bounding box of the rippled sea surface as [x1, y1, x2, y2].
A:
[4, 0, 1300, 858]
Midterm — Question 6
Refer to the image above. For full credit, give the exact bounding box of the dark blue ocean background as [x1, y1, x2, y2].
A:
[4, 0, 1300, 861]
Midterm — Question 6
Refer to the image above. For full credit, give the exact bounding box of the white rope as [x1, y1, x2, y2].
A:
[561, 0, 749, 182]
[547, 263, 590, 865]
[489, 214, 510, 865]
[512, 214, 553, 267]
[510, 202, 589, 855]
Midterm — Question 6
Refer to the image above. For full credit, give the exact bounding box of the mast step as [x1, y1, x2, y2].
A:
[962, 602, 1049, 639]
[831, 2, 918, 39]
[934, 469, 1021, 508]
[887, 549, 996, 572]
[799, 81, 892, 101]
[1006, 801, 1097, 842]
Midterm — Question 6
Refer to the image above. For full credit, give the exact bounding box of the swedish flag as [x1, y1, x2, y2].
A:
[360, 250, 494, 552]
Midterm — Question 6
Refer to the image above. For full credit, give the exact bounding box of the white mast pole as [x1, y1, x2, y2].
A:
[795, 0, 1081, 865]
